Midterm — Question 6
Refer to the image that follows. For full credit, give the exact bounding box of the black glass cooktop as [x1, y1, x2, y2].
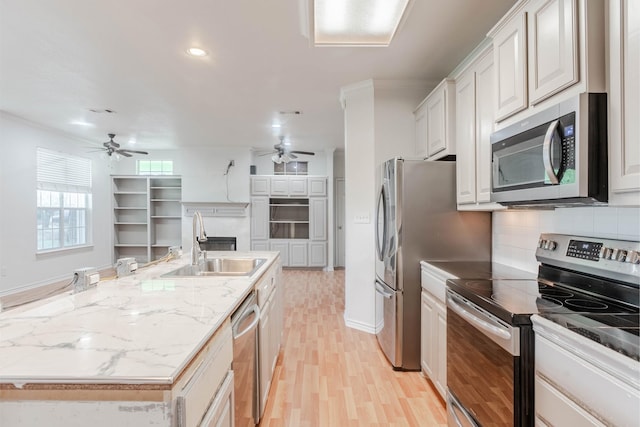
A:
[446, 278, 639, 323]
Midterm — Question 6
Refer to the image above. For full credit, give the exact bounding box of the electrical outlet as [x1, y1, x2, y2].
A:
[74, 267, 99, 293]
[0, 266, 6, 277]
[354, 214, 370, 224]
[116, 257, 138, 277]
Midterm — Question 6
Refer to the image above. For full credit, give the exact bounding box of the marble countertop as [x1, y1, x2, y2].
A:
[0, 251, 278, 388]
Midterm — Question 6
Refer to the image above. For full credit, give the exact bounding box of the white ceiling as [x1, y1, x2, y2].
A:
[0, 0, 515, 153]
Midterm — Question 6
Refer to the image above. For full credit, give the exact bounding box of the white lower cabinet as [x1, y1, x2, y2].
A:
[420, 262, 453, 401]
[199, 371, 234, 427]
[256, 261, 283, 421]
[289, 241, 308, 266]
[0, 322, 234, 427]
[269, 241, 290, 266]
[270, 240, 312, 267]
[308, 241, 327, 267]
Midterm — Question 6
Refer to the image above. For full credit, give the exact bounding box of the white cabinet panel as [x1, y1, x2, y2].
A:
[251, 241, 269, 251]
[269, 241, 290, 267]
[475, 52, 496, 203]
[308, 177, 327, 196]
[434, 301, 447, 399]
[493, 12, 528, 121]
[250, 197, 269, 240]
[425, 79, 455, 159]
[455, 69, 477, 205]
[528, 0, 578, 104]
[455, 46, 501, 209]
[308, 241, 327, 267]
[200, 371, 234, 427]
[420, 263, 449, 401]
[420, 290, 435, 379]
[414, 101, 428, 159]
[250, 176, 270, 196]
[289, 177, 308, 196]
[289, 241, 308, 267]
[269, 177, 289, 196]
[309, 198, 327, 241]
[609, 0, 640, 205]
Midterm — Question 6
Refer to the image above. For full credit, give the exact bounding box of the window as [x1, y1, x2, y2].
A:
[273, 161, 308, 175]
[137, 160, 174, 175]
[36, 148, 92, 252]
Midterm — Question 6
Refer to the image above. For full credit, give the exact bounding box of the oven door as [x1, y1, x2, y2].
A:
[446, 290, 521, 427]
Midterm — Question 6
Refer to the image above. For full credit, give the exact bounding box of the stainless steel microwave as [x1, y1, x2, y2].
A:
[490, 93, 608, 207]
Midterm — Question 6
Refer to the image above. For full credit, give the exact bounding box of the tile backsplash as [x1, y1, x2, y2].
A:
[492, 207, 640, 273]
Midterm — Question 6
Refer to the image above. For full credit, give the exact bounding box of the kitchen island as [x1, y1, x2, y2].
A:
[0, 251, 281, 426]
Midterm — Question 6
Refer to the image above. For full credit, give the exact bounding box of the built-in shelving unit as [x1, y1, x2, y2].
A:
[251, 176, 327, 267]
[269, 198, 309, 239]
[112, 176, 182, 263]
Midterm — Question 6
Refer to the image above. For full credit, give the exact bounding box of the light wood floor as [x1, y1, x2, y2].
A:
[259, 269, 447, 427]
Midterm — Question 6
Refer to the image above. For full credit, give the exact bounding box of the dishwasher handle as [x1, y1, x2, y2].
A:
[232, 304, 260, 340]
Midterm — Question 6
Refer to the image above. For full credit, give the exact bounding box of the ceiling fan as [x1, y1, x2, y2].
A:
[99, 133, 148, 157]
[263, 136, 315, 164]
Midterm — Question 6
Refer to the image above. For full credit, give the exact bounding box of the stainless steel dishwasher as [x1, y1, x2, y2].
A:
[231, 292, 260, 427]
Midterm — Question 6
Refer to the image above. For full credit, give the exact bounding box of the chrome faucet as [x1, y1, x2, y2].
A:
[191, 210, 208, 265]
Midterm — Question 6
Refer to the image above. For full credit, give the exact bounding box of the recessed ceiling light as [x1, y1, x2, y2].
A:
[313, 0, 411, 46]
[187, 47, 208, 57]
[71, 121, 95, 127]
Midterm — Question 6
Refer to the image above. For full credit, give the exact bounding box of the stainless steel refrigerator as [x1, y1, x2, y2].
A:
[374, 158, 491, 370]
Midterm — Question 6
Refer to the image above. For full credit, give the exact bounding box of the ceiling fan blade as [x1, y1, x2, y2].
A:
[258, 150, 278, 156]
[120, 149, 148, 155]
[115, 150, 133, 157]
[290, 150, 315, 156]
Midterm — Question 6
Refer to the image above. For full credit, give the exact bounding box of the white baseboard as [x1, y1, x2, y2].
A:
[343, 314, 377, 334]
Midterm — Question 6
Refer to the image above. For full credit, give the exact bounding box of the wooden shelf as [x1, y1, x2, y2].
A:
[112, 175, 182, 264]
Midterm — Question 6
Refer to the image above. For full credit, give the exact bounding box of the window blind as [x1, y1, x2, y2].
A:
[37, 148, 92, 192]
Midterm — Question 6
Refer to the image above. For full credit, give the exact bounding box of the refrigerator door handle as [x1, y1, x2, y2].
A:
[375, 280, 394, 299]
[375, 185, 388, 261]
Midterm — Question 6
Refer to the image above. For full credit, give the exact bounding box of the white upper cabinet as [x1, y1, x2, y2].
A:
[250, 176, 270, 196]
[475, 52, 496, 203]
[414, 103, 428, 159]
[528, 0, 578, 104]
[455, 69, 477, 205]
[608, 0, 640, 205]
[489, 0, 605, 124]
[308, 177, 327, 197]
[269, 177, 289, 196]
[454, 43, 504, 210]
[493, 10, 528, 121]
[425, 79, 456, 159]
[415, 79, 456, 160]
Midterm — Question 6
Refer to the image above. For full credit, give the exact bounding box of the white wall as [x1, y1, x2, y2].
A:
[340, 79, 431, 333]
[493, 207, 640, 273]
[0, 113, 113, 295]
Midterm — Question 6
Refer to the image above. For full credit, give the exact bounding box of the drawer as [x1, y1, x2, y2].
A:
[175, 324, 233, 427]
[257, 268, 276, 307]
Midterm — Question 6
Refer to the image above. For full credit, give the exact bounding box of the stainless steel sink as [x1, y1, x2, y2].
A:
[161, 257, 267, 278]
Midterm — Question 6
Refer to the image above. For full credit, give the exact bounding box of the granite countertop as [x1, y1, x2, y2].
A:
[0, 251, 278, 388]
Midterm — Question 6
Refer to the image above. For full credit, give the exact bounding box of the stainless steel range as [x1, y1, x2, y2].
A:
[446, 233, 639, 427]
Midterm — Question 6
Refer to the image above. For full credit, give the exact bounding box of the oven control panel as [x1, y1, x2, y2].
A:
[566, 240, 603, 261]
[536, 234, 640, 284]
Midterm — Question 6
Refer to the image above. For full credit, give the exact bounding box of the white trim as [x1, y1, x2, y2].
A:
[343, 313, 377, 334]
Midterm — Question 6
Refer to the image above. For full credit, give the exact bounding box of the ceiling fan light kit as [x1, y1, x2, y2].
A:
[264, 136, 315, 163]
[100, 133, 149, 158]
